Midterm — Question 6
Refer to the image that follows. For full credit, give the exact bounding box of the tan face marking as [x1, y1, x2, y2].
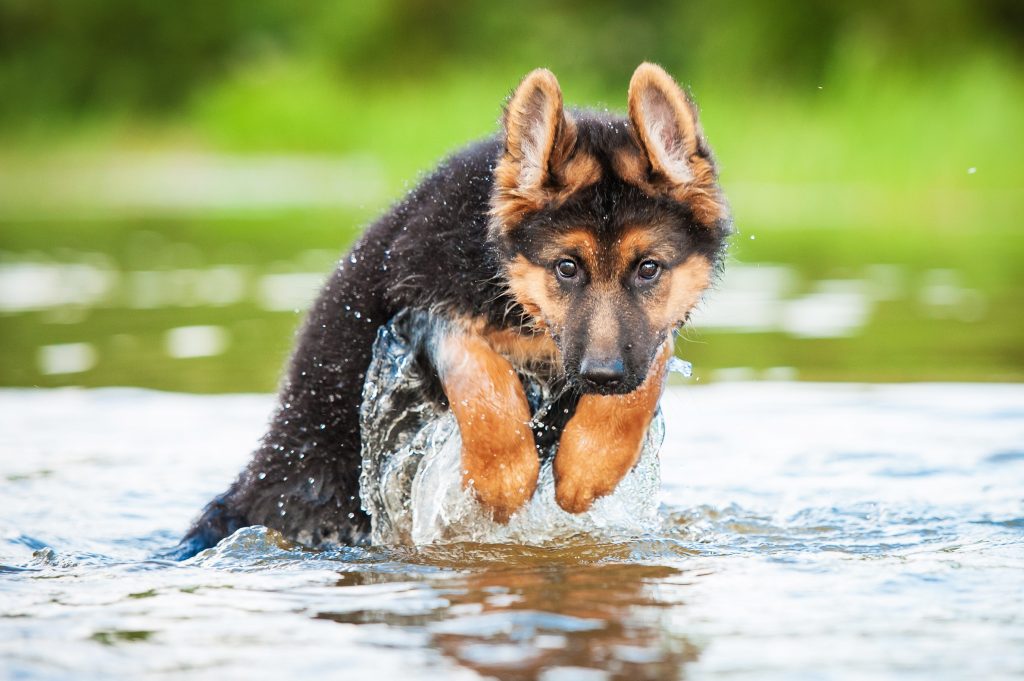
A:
[507, 228, 711, 336]
[582, 288, 620, 358]
[645, 254, 713, 330]
[505, 229, 597, 323]
[549, 229, 600, 271]
[614, 224, 679, 272]
[506, 255, 563, 331]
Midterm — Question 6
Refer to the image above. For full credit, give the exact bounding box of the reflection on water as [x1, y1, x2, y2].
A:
[0, 247, 1002, 387]
[0, 260, 117, 311]
[317, 553, 699, 680]
[0, 259, 327, 313]
[38, 341, 98, 374]
[1, 385, 1022, 679]
[164, 325, 230, 359]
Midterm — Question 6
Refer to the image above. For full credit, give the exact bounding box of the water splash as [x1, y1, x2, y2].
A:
[667, 356, 692, 378]
[359, 313, 666, 546]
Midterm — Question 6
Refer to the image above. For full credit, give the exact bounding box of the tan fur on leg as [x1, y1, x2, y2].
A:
[436, 331, 540, 522]
[554, 339, 673, 513]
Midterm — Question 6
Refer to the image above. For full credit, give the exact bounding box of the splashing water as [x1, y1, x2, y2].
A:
[359, 313, 666, 545]
[667, 355, 692, 378]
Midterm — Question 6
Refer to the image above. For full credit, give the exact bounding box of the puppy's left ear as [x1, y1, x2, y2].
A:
[491, 68, 597, 235]
[500, 68, 577, 192]
[497, 67, 581, 197]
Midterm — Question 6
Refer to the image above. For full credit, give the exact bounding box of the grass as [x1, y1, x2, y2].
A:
[3, 54, 1021, 211]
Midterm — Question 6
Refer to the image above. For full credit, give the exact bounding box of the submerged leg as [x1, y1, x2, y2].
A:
[434, 328, 540, 522]
[554, 339, 672, 513]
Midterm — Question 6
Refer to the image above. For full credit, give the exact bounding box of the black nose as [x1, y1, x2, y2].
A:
[580, 357, 625, 386]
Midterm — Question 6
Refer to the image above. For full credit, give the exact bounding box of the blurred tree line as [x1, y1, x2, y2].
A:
[1, 0, 1021, 120]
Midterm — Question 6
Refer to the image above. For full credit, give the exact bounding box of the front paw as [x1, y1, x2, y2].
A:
[553, 464, 618, 514]
[462, 442, 540, 523]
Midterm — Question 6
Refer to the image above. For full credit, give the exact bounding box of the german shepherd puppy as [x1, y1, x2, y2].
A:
[177, 63, 730, 556]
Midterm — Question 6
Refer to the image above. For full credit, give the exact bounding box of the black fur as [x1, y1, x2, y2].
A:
[176, 113, 728, 557]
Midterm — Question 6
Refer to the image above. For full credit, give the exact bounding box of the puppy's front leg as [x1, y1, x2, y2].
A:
[554, 340, 672, 513]
[435, 329, 539, 522]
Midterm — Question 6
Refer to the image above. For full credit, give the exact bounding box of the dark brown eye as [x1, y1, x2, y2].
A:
[556, 259, 578, 279]
[638, 260, 660, 281]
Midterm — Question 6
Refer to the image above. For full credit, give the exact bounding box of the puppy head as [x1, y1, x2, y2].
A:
[491, 64, 730, 394]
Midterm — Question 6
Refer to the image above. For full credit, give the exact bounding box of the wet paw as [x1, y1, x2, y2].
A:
[553, 470, 614, 514]
[462, 442, 539, 523]
[553, 435, 643, 515]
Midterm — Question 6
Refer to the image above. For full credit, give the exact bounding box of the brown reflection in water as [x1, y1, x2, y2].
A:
[317, 545, 701, 680]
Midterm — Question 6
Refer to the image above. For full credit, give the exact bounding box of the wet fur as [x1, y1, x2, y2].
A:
[176, 64, 730, 557]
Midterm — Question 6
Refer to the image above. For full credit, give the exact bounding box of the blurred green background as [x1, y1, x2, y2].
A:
[0, 0, 1021, 391]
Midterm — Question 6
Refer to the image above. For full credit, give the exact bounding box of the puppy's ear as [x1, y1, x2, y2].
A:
[499, 68, 576, 192]
[627, 63, 708, 186]
[621, 63, 726, 227]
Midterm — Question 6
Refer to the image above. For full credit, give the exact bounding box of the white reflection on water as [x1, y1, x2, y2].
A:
[165, 325, 230, 359]
[256, 272, 327, 312]
[693, 266, 876, 338]
[690, 265, 796, 333]
[0, 262, 116, 311]
[128, 267, 249, 309]
[920, 268, 987, 322]
[37, 342, 98, 374]
[0, 385, 1022, 680]
[780, 280, 871, 338]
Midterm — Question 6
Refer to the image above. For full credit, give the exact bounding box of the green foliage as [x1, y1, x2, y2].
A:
[0, 0, 302, 117]
[2, 0, 1021, 119]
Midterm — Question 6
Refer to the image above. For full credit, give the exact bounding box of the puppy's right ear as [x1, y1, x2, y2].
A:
[495, 69, 577, 199]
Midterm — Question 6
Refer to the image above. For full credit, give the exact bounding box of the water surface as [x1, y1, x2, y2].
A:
[2, 384, 1023, 679]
